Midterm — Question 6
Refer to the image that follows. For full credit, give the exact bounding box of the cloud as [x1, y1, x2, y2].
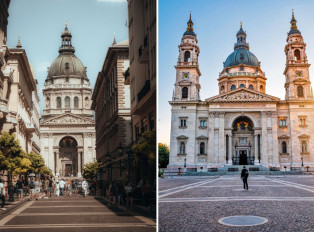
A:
[97, 0, 126, 2]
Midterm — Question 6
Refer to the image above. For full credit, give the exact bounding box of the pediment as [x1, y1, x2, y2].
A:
[206, 88, 280, 103]
[298, 134, 310, 139]
[41, 113, 95, 126]
[196, 136, 208, 140]
[278, 135, 290, 139]
[177, 135, 188, 140]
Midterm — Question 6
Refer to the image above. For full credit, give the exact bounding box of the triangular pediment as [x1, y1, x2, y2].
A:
[298, 134, 310, 139]
[176, 135, 188, 140]
[196, 136, 208, 140]
[40, 113, 95, 126]
[278, 135, 290, 139]
[206, 88, 280, 103]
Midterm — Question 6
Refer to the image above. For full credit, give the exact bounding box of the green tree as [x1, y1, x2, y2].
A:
[158, 143, 169, 168]
[132, 130, 156, 184]
[25, 152, 45, 174]
[40, 166, 53, 176]
[83, 161, 99, 180]
[14, 157, 32, 175]
[0, 132, 24, 184]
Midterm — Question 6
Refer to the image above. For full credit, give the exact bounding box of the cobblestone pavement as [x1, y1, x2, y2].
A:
[0, 195, 156, 231]
[159, 175, 314, 232]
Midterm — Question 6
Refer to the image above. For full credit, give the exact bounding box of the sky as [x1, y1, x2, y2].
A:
[7, 0, 128, 112]
[158, 0, 314, 146]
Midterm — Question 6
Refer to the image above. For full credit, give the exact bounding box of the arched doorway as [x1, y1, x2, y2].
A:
[59, 136, 78, 177]
[232, 117, 255, 165]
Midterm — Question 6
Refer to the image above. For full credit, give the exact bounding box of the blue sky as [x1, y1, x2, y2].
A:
[7, 0, 128, 112]
[158, 0, 314, 145]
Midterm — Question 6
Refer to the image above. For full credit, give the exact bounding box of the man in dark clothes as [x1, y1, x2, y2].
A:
[241, 166, 249, 190]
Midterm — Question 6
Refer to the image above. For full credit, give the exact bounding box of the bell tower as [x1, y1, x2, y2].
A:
[173, 13, 201, 101]
[284, 11, 312, 100]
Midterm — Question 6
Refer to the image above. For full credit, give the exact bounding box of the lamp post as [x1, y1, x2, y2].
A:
[301, 157, 304, 171]
[184, 158, 186, 168]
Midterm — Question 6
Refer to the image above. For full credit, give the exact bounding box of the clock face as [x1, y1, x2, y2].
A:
[182, 72, 189, 79]
[296, 71, 302, 77]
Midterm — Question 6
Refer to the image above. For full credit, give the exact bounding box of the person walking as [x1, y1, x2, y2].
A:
[16, 178, 24, 201]
[108, 182, 116, 206]
[241, 166, 249, 190]
[29, 178, 35, 201]
[125, 182, 134, 211]
[34, 178, 41, 200]
[48, 178, 54, 197]
[59, 179, 65, 196]
[82, 178, 89, 197]
[55, 181, 60, 197]
[0, 179, 6, 211]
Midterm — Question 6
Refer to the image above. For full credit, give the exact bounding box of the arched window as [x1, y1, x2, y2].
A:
[56, 97, 61, 109]
[65, 96, 70, 108]
[260, 85, 264, 92]
[297, 86, 304, 97]
[200, 142, 205, 154]
[180, 142, 185, 154]
[282, 142, 287, 153]
[231, 85, 236, 90]
[294, 49, 301, 60]
[249, 84, 253, 90]
[182, 87, 188, 98]
[240, 84, 245, 88]
[184, 51, 191, 62]
[220, 86, 225, 92]
[74, 96, 79, 108]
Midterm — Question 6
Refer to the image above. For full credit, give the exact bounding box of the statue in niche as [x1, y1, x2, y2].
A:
[302, 141, 307, 153]
[45, 97, 50, 108]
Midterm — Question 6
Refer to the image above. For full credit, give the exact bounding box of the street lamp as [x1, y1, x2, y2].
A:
[184, 158, 186, 168]
[301, 157, 304, 167]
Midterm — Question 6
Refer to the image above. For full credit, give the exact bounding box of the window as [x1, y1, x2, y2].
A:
[280, 119, 286, 126]
[74, 96, 79, 108]
[302, 141, 307, 153]
[231, 85, 236, 90]
[200, 142, 205, 154]
[200, 120, 207, 127]
[260, 85, 264, 92]
[299, 116, 307, 126]
[182, 87, 188, 98]
[249, 84, 253, 90]
[65, 96, 70, 108]
[180, 119, 187, 127]
[184, 51, 191, 62]
[56, 97, 61, 109]
[65, 77, 69, 82]
[220, 86, 225, 92]
[149, 112, 154, 130]
[294, 49, 301, 60]
[297, 86, 304, 97]
[240, 84, 245, 88]
[282, 142, 287, 153]
[180, 142, 185, 154]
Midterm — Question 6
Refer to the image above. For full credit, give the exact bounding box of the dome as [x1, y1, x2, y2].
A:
[48, 53, 86, 77]
[224, 49, 260, 68]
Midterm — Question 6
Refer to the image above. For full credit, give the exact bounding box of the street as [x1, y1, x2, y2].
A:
[0, 195, 156, 231]
[159, 175, 314, 232]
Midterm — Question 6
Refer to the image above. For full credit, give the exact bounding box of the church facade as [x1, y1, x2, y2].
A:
[169, 13, 314, 171]
[40, 23, 96, 177]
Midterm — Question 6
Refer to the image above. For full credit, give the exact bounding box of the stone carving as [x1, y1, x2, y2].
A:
[211, 91, 275, 102]
[42, 114, 94, 125]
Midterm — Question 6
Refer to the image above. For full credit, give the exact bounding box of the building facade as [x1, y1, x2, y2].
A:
[40, 24, 96, 177]
[169, 13, 314, 172]
[92, 39, 132, 182]
[0, 0, 40, 155]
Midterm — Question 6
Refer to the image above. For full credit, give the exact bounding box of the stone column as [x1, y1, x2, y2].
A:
[208, 112, 215, 165]
[77, 149, 82, 177]
[271, 112, 279, 167]
[55, 151, 59, 176]
[228, 133, 232, 165]
[261, 112, 268, 166]
[254, 134, 259, 164]
[218, 112, 225, 166]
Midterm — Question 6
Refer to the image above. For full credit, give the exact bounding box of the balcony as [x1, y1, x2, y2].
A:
[137, 80, 150, 103]
[138, 35, 149, 64]
[0, 98, 8, 115]
[25, 123, 35, 133]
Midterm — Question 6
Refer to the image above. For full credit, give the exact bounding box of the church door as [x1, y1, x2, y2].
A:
[65, 164, 72, 177]
[239, 150, 248, 165]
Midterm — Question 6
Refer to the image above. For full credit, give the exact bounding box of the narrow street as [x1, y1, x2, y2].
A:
[0, 195, 156, 232]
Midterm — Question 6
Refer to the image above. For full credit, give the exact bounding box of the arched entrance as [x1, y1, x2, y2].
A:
[232, 117, 255, 165]
[59, 136, 78, 177]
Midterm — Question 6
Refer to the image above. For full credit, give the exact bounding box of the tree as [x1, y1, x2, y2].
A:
[14, 157, 32, 175]
[0, 132, 24, 184]
[83, 161, 99, 180]
[25, 152, 45, 174]
[40, 166, 53, 176]
[158, 143, 169, 168]
[132, 130, 156, 184]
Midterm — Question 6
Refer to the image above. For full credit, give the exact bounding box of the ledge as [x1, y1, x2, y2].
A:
[177, 153, 187, 156]
[198, 126, 207, 129]
[301, 152, 310, 155]
[280, 153, 290, 156]
[179, 126, 187, 129]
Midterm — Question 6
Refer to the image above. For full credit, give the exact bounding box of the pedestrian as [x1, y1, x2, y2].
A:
[108, 182, 116, 206]
[44, 177, 49, 199]
[16, 178, 24, 201]
[48, 178, 54, 197]
[59, 179, 65, 196]
[116, 181, 124, 205]
[82, 178, 89, 197]
[34, 178, 41, 200]
[0, 179, 6, 211]
[125, 182, 134, 210]
[23, 177, 29, 197]
[66, 179, 72, 197]
[29, 178, 35, 201]
[241, 166, 249, 190]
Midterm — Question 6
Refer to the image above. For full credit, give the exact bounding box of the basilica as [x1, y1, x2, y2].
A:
[40, 23, 96, 177]
[169, 12, 314, 171]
